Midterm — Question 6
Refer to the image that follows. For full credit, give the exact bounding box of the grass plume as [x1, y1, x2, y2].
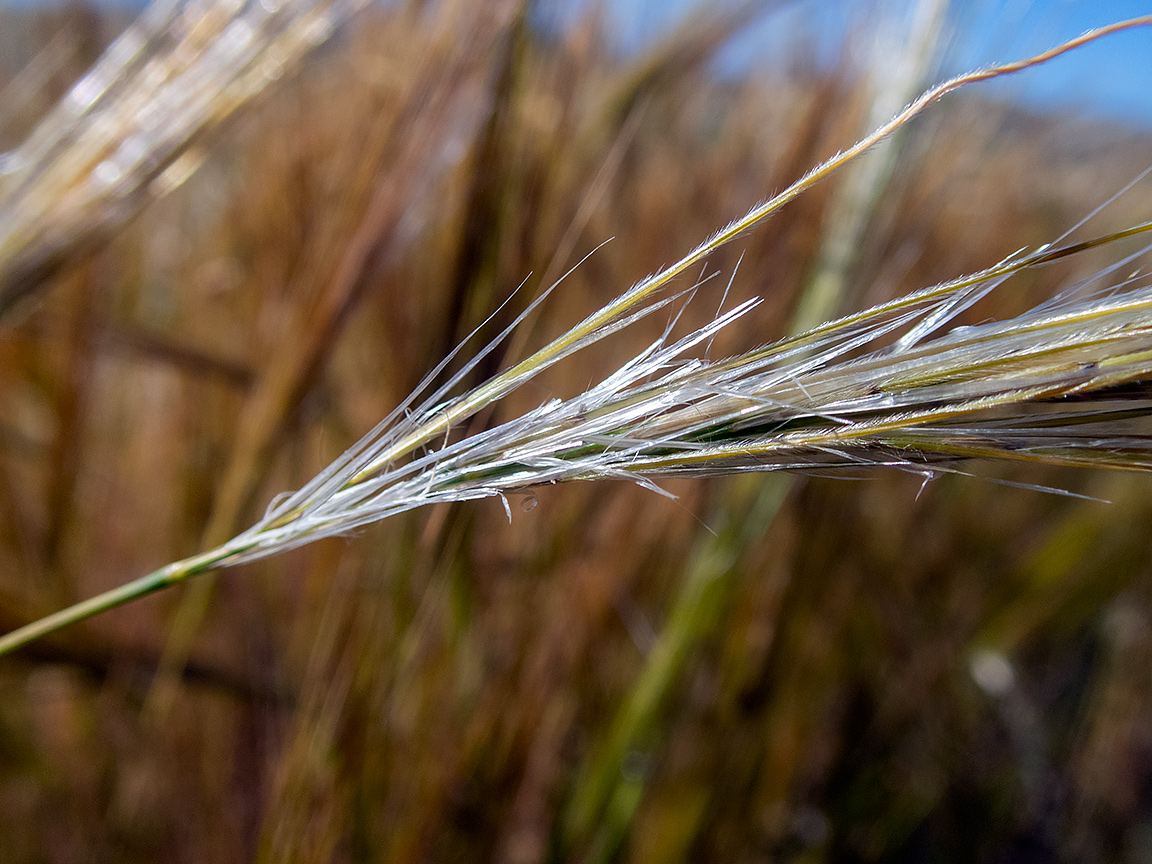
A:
[0, 15, 1150, 657]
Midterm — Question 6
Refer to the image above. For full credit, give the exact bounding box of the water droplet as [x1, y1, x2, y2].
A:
[519, 492, 538, 512]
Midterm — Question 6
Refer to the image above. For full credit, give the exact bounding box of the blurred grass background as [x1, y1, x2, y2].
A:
[1, 0, 1152, 861]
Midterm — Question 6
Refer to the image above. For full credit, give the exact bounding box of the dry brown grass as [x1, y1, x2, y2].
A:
[1, 2, 1151, 862]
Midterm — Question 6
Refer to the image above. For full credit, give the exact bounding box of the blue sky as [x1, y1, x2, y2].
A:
[596, 0, 1152, 128]
[3, 0, 1149, 127]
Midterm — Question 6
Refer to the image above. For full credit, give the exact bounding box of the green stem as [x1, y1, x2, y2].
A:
[0, 547, 232, 658]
